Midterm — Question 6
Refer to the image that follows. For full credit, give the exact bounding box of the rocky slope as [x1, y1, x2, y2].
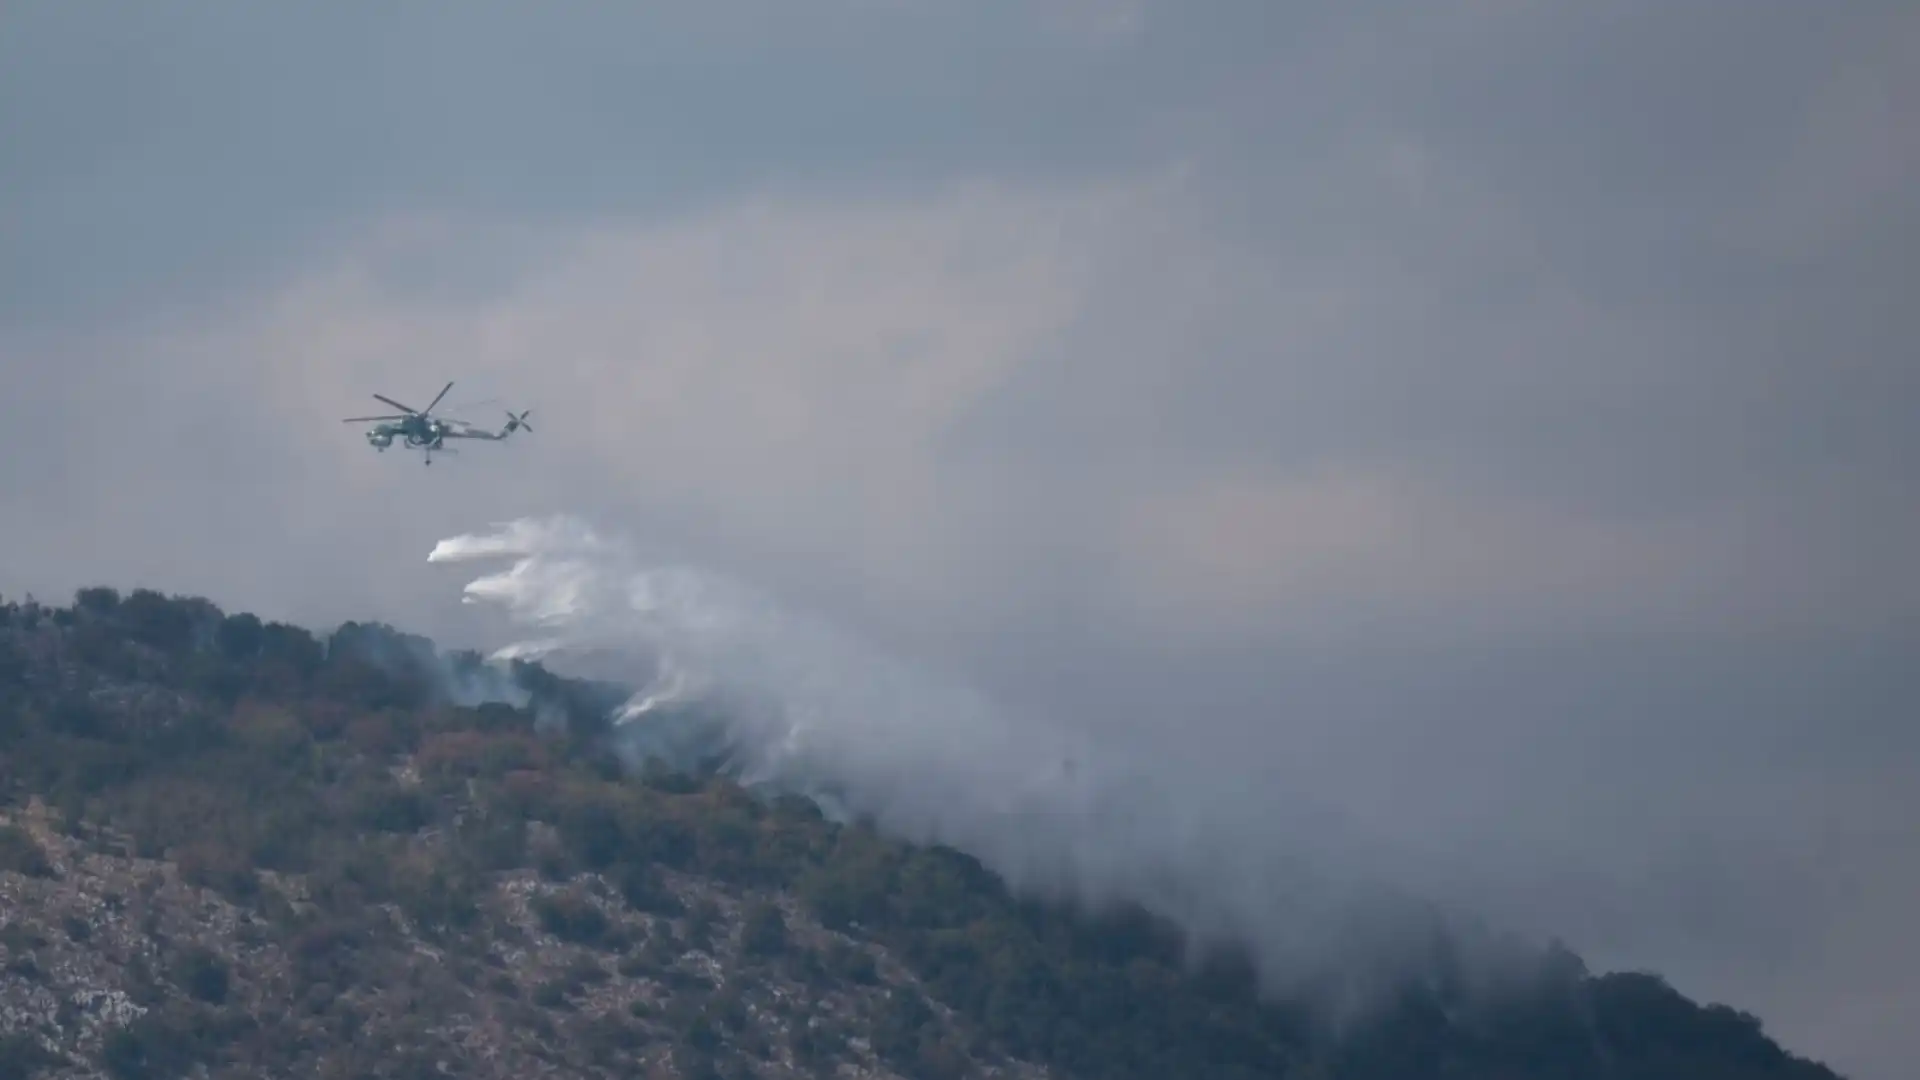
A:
[1, 799, 1041, 1080]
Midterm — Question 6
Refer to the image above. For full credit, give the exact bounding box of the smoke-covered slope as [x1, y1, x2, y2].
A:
[429, 516, 1474, 1003]
[0, 584, 1847, 1079]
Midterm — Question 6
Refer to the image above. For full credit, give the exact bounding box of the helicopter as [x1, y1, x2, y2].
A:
[342, 380, 532, 465]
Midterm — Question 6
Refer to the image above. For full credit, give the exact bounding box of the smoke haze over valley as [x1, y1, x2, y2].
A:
[4, 3, 1918, 1076]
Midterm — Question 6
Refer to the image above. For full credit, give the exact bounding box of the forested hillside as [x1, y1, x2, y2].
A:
[0, 588, 1845, 1079]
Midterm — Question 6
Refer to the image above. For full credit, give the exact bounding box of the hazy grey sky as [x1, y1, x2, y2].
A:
[3, 4, 1915, 1075]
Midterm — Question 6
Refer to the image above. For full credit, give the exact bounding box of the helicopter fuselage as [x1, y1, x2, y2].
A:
[364, 416, 448, 451]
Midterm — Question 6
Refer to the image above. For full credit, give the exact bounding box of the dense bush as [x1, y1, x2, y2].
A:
[174, 946, 231, 1004]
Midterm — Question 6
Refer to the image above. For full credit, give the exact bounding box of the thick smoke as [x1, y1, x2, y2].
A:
[428, 515, 1538, 1008]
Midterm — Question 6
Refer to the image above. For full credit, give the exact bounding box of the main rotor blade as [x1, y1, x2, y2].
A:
[422, 380, 454, 415]
[342, 415, 407, 422]
[374, 394, 416, 413]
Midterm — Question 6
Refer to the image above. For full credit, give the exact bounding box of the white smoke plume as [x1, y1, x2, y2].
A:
[428, 514, 1530, 1006]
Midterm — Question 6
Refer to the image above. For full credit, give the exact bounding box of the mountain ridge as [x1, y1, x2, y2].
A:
[0, 585, 1846, 1079]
